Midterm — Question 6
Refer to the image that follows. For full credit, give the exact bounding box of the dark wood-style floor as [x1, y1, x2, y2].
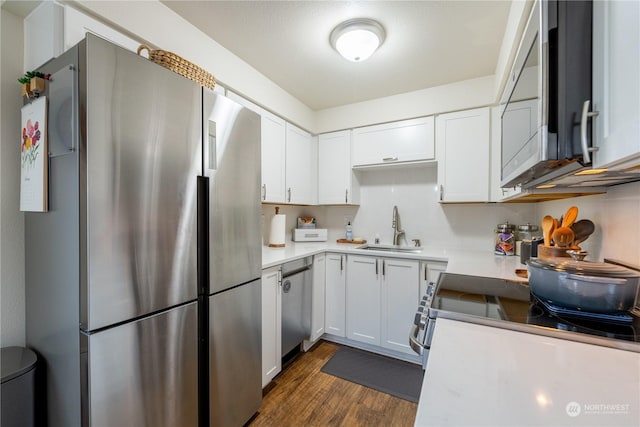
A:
[249, 341, 418, 427]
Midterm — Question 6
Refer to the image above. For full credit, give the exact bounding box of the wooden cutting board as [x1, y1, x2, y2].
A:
[336, 239, 367, 244]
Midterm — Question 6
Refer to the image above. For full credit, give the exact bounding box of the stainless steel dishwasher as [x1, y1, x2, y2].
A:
[280, 257, 312, 357]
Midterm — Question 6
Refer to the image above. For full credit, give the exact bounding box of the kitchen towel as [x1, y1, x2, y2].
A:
[269, 207, 286, 247]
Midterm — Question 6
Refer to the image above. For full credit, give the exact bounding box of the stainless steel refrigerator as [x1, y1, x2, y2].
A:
[25, 34, 262, 427]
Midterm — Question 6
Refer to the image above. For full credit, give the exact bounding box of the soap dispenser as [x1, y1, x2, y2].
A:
[345, 221, 353, 241]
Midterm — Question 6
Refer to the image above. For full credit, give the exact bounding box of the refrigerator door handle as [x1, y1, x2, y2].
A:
[207, 120, 217, 170]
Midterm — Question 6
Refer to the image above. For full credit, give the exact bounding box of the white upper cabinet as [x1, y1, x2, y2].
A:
[24, 2, 64, 71]
[64, 6, 140, 53]
[352, 117, 435, 167]
[591, 0, 640, 170]
[227, 91, 287, 203]
[436, 107, 491, 202]
[261, 110, 287, 203]
[285, 123, 316, 205]
[318, 130, 360, 205]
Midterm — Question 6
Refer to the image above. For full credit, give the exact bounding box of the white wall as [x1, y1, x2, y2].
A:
[1, 8, 26, 347]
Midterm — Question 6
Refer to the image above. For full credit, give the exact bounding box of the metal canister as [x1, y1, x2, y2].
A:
[495, 221, 516, 256]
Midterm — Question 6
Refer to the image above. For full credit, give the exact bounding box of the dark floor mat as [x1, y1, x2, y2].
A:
[320, 346, 424, 403]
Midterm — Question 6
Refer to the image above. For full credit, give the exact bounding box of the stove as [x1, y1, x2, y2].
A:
[409, 273, 640, 365]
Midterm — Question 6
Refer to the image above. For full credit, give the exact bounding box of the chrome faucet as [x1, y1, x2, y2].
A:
[392, 205, 405, 246]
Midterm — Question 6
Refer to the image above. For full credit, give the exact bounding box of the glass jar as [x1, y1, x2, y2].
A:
[518, 223, 540, 241]
[495, 222, 516, 256]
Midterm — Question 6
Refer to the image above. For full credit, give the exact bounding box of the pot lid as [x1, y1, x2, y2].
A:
[529, 257, 640, 278]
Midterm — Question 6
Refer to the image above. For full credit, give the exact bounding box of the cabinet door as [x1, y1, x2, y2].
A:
[352, 117, 435, 166]
[309, 254, 326, 342]
[226, 92, 286, 203]
[325, 254, 346, 337]
[24, 2, 63, 71]
[436, 108, 490, 202]
[285, 123, 314, 204]
[419, 261, 447, 298]
[346, 255, 381, 346]
[318, 131, 358, 204]
[261, 267, 281, 387]
[592, 0, 640, 169]
[381, 258, 419, 355]
[262, 111, 287, 202]
[64, 6, 139, 53]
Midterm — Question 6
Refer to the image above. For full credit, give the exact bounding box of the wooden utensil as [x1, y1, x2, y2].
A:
[553, 227, 575, 248]
[561, 206, 579, 228]
[541, 215, 555, 247]
[571, 219, 595, 249]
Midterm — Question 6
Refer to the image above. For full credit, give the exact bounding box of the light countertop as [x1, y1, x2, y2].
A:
[414, 318, 640, 426]
[262, 242, 528, 283]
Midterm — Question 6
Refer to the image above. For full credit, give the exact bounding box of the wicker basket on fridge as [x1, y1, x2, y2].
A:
[137, 45, 216, 90]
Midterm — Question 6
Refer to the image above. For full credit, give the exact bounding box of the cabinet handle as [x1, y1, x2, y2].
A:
[287, 187, 291, 203]
[375, 259, 379, 277]
[345, 189, 348, 203]
[262, 184, 266, 201]
[580, 100, 600, 164]
[439, 185, 444, 201]
[340, 255, 344, 271]
[382, 157, 398, 162]
[424, 264, 427, 281]
[382, 259, 386, 277]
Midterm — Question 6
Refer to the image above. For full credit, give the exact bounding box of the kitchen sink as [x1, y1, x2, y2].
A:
[356, 244, 423, 253]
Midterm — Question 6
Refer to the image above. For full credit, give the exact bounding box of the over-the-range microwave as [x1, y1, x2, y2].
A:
[501, 0, 594, 188]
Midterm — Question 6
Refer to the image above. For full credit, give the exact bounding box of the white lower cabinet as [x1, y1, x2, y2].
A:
[380, 258, 420, 355]
[309, 254, 326, 342]
[419, 261, 447, 297]
[345, 255, 420, 354]
[325, 253, 346, 337]
[346, 255, 381, 346]
[261, 266, 281, 388]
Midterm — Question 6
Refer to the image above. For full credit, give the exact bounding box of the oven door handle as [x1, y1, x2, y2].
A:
[409, 324, 424, 355]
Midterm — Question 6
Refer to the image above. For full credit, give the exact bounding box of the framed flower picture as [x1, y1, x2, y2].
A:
[20, 96, 48, 212]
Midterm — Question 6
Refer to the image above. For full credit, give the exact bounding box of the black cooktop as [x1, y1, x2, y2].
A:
[432, 273, 639, 343]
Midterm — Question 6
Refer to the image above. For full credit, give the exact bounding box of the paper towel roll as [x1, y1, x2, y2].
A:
[269, 207, 286, 247]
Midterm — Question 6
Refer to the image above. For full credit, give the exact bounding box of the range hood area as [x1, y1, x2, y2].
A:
[500, 160, 640, 203]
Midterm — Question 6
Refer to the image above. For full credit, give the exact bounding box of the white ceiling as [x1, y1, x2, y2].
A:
[2, 0, 512, 111]
[161, 0, 512, 111]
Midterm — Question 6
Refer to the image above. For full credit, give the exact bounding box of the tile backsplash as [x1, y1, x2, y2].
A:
[263, 170, 640, 265]
[263, 167, 537, 252]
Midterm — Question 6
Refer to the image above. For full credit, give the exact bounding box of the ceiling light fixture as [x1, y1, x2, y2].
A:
[330, 18, 385, 62]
